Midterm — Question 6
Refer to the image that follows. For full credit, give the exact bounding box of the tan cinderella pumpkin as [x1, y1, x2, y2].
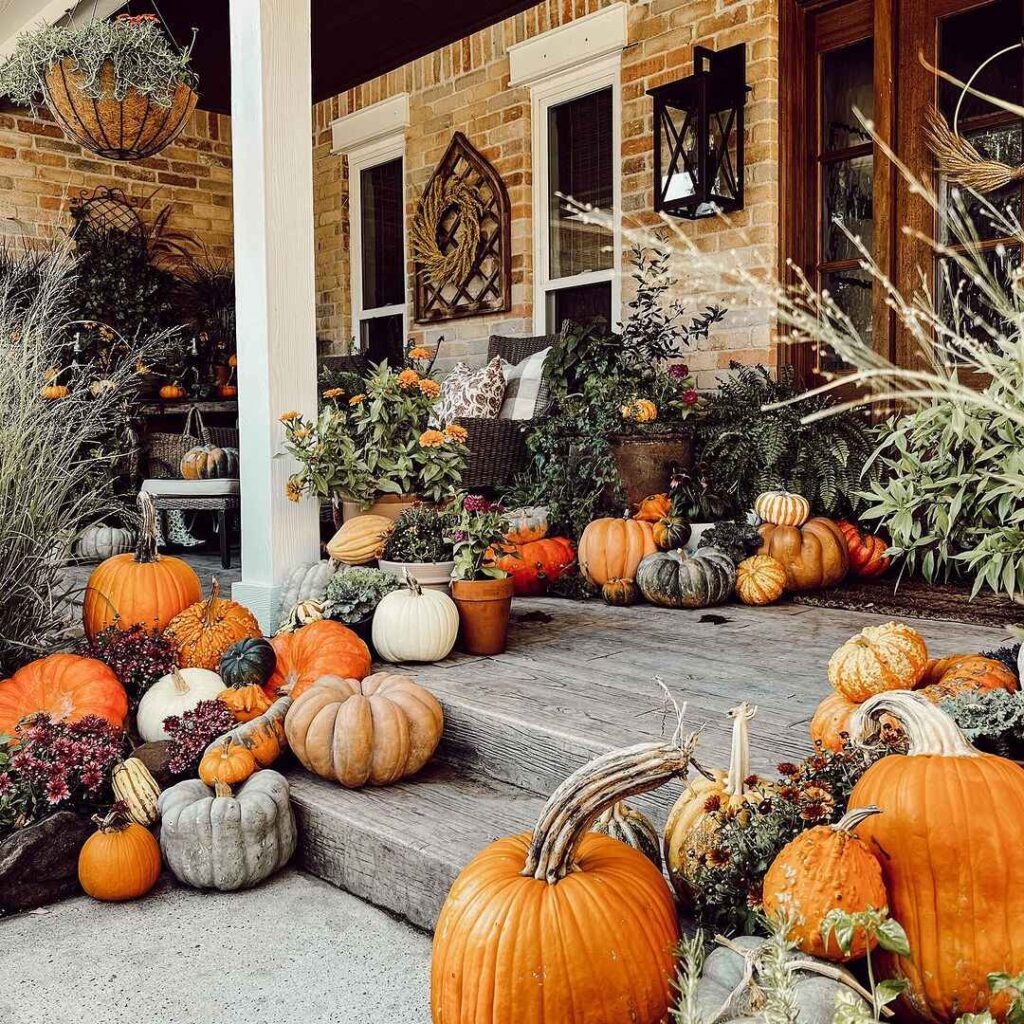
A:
[828, 622, 929, 702]
[326, 514, 392, 565]
[284, 673, 444, 787]
[432, 740, 695, 1024]
[757, 517, 849, 592]
[849, 692, 1024, 1023]
[754, 489, 810, 527]
[577, 516, 658, 586]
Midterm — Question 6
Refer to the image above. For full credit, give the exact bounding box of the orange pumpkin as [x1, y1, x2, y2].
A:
[828, 622, 929, 702]
[490, 537, 576, 596]
[218, 683, 274, 723]
[757, 517, 849, 592]
[40, 383, 69, 400]
[165, 579, 262, 670]
[837, 520, 892, 578]
[850, 692, 1024, 1022]
[735, 554, 787, 606]
[0, 654, 127, 739]
[762, 806, 887, 962]
[431, 742, 689, 1024]
[915, 654, 1018, 703]
[159, 383, 186, 400]
[578, 517, 658, 586]
[82, 491, 201, 640]
[198, 740, 258, 787]
[635, 494, 672, 523]
[78, 807, 161, 902]
[809, 691, 861, 752]
[267, 619, 371, 699]
[206, 695, 291, 769]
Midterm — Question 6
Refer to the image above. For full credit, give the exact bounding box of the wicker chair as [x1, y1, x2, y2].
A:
[455, 333, 556, 491]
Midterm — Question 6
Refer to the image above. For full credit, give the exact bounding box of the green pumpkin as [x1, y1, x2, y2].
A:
[589, 801, 662, 870]
[218, 637, 277, 689]
[180, 445, 240, 480]
[635, 546, 736, 609]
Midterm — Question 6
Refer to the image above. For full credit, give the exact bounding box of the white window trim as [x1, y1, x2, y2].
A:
[531, 52, 623, 335]
[346, 132, 407, 351]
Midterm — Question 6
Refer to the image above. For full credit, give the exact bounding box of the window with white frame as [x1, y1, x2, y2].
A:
[348, 138, 406, 364]
[530, 56, 622, 335]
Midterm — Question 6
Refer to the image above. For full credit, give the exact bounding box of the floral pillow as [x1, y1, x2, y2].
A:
[434, 356, 507, 423]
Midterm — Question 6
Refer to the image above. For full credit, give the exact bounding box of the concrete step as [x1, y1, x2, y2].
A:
[286, 761, 544, 932]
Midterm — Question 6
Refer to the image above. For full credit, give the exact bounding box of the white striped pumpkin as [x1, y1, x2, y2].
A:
[754, 489, 810, 527]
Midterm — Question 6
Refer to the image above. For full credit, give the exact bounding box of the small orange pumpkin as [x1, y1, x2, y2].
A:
[267, 619, 371, 699]
[159, 383, 186, 400]
[837, 521, 892, 578]
[828, 622, 929, 702]
[165, 579, 262, 671]
[199, 740, 258, 787]
[735, 554, 787, 606]
[218, 683, 274, 723]
[602, 578, 639, 606]
[578, 517, 658, 586]
[78, 806, 161, 902]
[809, 691, 861, 752]
[490, 537, 576, 596]
[635, 494, 672, 523]
[40, 383, 69, 400]
[217, 384, 238, 399]
[762, 806, 887, 961]
[915, 654, 1018, 703]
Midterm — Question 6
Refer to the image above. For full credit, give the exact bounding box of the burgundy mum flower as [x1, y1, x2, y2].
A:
[668, 363, 690, 380]
[45, 776, 70, 805]
[682, 389, 699, 406]
[463, 494, 489, 513]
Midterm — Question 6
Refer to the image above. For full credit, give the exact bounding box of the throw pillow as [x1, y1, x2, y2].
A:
[498, 346, 552, 420]
[434, 356, 507, 423]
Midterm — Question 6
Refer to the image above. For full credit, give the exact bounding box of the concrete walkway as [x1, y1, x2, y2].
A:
[0, 870, 432, 1024]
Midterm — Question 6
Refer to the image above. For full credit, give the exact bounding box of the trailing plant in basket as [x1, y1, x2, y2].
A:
[0, 16, 196, 111]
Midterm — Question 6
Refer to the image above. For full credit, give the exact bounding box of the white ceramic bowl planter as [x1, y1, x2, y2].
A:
[377, 559, 455, 593]
[372, 572, 459, 663]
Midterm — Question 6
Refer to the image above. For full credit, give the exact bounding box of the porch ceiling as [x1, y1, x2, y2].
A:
[161, 0, 539, 115]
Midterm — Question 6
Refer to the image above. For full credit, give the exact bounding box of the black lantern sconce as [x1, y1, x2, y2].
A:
[647, 44, 750, 219]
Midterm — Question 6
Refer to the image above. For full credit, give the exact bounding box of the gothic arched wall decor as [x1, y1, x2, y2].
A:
[412, 131, 511, 323]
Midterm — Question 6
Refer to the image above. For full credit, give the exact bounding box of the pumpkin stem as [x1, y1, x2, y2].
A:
[852, 690, 980, 757]
[724, 702, 756, 798]
[213, 780, 233, 798]
[204, 577, 222, 625]
[402, 568, 422, 597]
[171, 669, 190, 696]
[92, 803, 132, 833]
[522, 736, 701, 883]
[134, 491, 160, 564]
[832, 805, 881, 833]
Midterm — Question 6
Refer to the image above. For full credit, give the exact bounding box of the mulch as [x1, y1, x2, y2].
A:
[792, 575, 1024, 630]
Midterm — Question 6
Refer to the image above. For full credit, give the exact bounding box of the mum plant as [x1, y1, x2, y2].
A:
[281, 356, 468, 507]
[448, 494, 510, 581]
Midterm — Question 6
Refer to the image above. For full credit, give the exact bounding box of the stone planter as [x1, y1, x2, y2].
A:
[451, 577, 515, 656]
[378, 559, 455, 593]
[609, 434, 694, 507]
[334, 494, 421, 528]
[0, 811, 92, 913]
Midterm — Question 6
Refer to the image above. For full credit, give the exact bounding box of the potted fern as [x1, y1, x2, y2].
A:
[0, 14, 197, 161]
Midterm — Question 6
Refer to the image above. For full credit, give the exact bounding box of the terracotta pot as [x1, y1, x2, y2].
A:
[609, 434, 694, 508]
[334, 494, 422, 528]
[450, 577, 515, 655]
[378, 559, 455, 592]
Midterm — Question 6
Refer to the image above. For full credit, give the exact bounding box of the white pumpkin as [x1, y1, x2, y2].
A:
[372, 575, 459, 663]
[136, 667, 225, 742]
[73, 523, 135, 562]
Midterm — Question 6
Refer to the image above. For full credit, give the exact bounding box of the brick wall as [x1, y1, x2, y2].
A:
[312, 0, 779, 385]
[0, 105, 233, 259]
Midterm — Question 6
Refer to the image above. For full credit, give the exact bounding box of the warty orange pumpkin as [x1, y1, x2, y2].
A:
[489, 537, 575, 596]
[165, 578, 262, 670]
[850, 691, 1024, 1023]
[757, 517, 848, 592]
[0, 654, 127, 739]
[578, 516, 658, 586]
[828, 622, 929, 702]
[431, 739, 695, 1024]
[762, 805, 887, 962]
[82, 491, 202, 639]
[735, 554, 787, 605]
[267, 619, 371, 699]
[915, 654, 1018, 703]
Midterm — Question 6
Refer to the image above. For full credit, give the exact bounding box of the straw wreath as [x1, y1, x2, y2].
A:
[410, 175, 483, 292]
[924, 104, 1024, 193]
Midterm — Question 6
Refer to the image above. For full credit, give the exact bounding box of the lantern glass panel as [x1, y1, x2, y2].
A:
[658, 101, 700, 206]
[707, 102, 740, 208]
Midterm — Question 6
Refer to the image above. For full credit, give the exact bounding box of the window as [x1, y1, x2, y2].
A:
[349, 142, 406, 365]
[532, 58, 621, 334]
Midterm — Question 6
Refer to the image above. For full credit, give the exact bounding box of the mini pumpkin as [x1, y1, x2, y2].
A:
[165, 578, 262, 670]
[372, 575, 459, 663]
[602, 578, 639, 607]
[40, 383, 69, 400]
[198, 740, 258, 787]
[78, 806, 161, 902]
[754, 489, 810, 527]
[325, 514, 392, 565]
[635, 493, 672, 523]
[635, 547, 736, 609]
[218, 637, 277, 689]
[180, 445, 239, 480]
[207, 695, 292, 768]
[159, 383, 186, 400]
[836, 520, 892, 578]
[652, 515, 691, 551]
[504, 506, 549, 544]
[735, 554, 787, 606]
[284, 672, 444, 787]
[578, 516, 657, 586]
[589, 800, 662, 870]
[828, 622, 929, 702]
[757, 517, 849, 592]
[762, 806, 887, 961]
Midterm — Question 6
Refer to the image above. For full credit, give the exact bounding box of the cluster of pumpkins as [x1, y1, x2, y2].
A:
[430, 630, 1024, 1024]
[0, 491, 449, 903]
[575, 489, 891, 610]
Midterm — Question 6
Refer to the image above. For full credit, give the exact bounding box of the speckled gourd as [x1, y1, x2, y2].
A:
[158, 770, 297, 891]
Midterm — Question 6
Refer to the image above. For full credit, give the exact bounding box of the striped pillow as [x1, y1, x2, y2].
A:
[498, 347, 551, 420]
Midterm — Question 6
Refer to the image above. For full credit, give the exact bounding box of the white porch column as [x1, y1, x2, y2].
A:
[229, 0, 320, 633]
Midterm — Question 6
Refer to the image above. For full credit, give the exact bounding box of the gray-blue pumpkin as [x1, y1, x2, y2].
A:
[635, 546, 736, 608]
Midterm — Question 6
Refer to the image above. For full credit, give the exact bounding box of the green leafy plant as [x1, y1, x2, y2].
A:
[701, 519, 764, 564]
[380, 504, 455, 563]
[0, 16, 196, 110]
[323, 568, 401, 624]
[956, 973, 1024, 1024]
[695, 364, 877, 519]
[449, 495, 509, 581]
[822, 908, 911, 1023]
[940, 689, 1024, 760]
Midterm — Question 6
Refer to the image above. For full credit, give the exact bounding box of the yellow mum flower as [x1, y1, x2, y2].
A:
[285, 480, 303, 502]
[419, 429, 446, 448]
[292, 426, 310, 441]
[322, 387, 344, 399]
[408, 346, 432, 360]
[279, 410, 300, 422]
[444, 423, 468, 443]
[349, 394, 366, 406]
[397, 368, 420, 389]
[419, 378, 441, 398]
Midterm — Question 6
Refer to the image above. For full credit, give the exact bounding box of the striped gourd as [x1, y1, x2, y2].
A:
[753, 489, 810, 527]
[111, 758, 161, 827]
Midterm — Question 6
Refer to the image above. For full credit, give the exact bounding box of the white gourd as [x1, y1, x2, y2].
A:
[73, 524, 135, 562]
[372, 574, 459, 663]
[136, 667, 225, 741]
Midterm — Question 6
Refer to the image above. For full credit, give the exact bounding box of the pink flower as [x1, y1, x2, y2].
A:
[45, 776, 70, 805]
[682, 389, 699, 406]
[668, 363, 690, 380]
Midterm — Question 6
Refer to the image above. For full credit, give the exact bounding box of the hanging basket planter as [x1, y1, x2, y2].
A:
[42, 58, 197, 161]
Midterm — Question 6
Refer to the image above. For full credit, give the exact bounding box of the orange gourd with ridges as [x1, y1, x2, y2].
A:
[165, 578, 262, 670]
[267, 619, 371, 699]
[578, 517, 657, 586]
[490, 537, 575, 596]
[0, 654, 127, 739]
[915, 654, 1018, 703]
[635, 493, 671, 522]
